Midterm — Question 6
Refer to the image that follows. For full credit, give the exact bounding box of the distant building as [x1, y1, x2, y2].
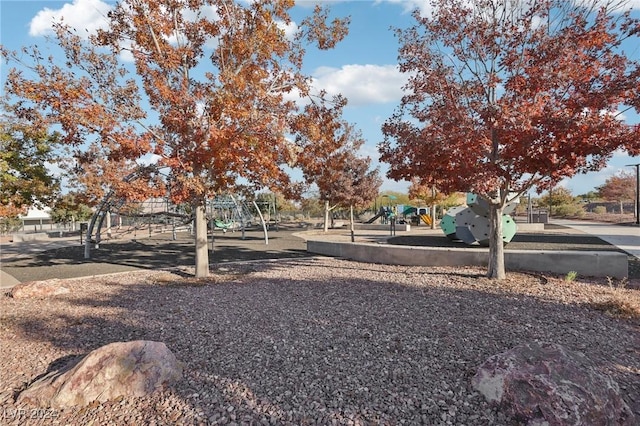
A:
[19, 207, 53, 231]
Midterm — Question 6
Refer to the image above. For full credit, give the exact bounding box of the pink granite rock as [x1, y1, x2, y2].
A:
[472, 341, 635, 425]
[10, 279, 70, 299]
[18, 341, 182, 409]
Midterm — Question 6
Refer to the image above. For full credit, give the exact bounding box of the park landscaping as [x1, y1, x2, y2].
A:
[1, 257, 639, 424]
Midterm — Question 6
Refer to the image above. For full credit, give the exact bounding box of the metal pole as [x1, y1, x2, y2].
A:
[253, 200, 268, 245]
[625, 163, 640, 225]
[636, 164, 640, 225]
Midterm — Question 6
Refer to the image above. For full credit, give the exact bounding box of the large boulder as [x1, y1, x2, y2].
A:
[18, 341, 182, 409]
[472, 342, 635, 425]
[10, 279, 70, 299]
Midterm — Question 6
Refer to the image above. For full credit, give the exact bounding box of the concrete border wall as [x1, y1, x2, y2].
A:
[307, 240, 628, 278]
[351, 223, 544, 232]
[12, 233, 50, 242]
[352, 224, 411, 232]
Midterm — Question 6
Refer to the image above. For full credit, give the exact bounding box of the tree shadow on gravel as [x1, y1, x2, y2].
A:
[2, 258, 639, 424]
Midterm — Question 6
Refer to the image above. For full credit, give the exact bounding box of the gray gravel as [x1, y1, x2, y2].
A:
[1, 257, 639, 425]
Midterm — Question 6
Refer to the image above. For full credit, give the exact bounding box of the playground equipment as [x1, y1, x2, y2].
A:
[209, 194, 254, 233]
[398, 206, 433, 226]
[81, 165, 272, 258]
[84, 193, 267, 258]
[366, 207, 386, 224]
[366, 206, 399, 224]
[441, 193, 519, 246]
[412, 206, 433, 226]
[420, 213, 432, 226]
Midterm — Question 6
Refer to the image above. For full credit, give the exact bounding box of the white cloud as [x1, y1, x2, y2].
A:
[276, 19, 298, 41]
[380, 0, 640, 20]
[311, 64, 408, 106]
[376, 0, 433, 16]
[613, 148, 630, 157]
[29, 0, 111, 38]
[294, 1, 346, 8]
[117, 40, 135, 63]
[137, 153, 162, 167]
[578, 0, 640, 11]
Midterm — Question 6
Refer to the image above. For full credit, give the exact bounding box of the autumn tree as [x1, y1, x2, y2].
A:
[338, 154, 382, 241]
[292, 97, 381, 234]
[408, 177, 449, 229]
[537, 186, 585, 217]
[300, 194, 324, 219]
[578, 191, 601, 202]
[2, 0, 349, 277]
[50, 192, 94, 229]
[254, 191, 297, 221]
[597, 171, 636, 213]
[0, 117, 60, 218]
[380, 0, 640, 279]
[373, 192, 411, 210]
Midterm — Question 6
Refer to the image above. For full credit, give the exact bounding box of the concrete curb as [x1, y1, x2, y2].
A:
[307, 240, 628, 279]
[0, 269, 21, 288]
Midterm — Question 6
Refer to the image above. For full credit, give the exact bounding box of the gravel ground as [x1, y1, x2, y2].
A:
[1, 257, 639, 425]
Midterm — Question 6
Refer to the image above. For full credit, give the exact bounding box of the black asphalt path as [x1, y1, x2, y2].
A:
[1, 227, 309, 284]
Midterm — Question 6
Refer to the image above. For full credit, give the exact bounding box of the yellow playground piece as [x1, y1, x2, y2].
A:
[420, 214, 432, 226]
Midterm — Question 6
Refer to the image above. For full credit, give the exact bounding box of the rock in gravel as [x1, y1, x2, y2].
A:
[471, 341, 636, 426]
[18, 341, 183, 409]
[9, 279, 69, 299]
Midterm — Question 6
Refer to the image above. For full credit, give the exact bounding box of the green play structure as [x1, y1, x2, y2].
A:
[441, 193, 518, 246]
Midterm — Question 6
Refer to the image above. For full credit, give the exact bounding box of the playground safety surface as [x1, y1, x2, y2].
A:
[1, 226, 309, 284]
[389, 225, 620, 252]
[387, 223, 640, 278]
[2, 223, 640, 283]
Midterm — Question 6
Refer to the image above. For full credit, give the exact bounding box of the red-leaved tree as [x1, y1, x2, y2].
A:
[2, 0, 349, 277]
[292, 96, 382, 235]
[408, 177, 454, 229]
[380, 0, 640, 279]
[597, 170, 636, 213]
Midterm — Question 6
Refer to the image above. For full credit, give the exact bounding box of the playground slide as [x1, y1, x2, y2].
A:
[365, 212, 383, 224]
[366, 207, 387, 224]
[420, 214, 432, 226]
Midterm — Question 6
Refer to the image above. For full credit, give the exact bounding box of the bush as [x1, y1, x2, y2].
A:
[0, 217, 22, 234]
[589, 296, 640, 319]
[593, 206, 607, 215]
[554, 203, 585, 217]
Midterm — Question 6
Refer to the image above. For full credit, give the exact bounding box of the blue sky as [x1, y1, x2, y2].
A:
[2, 0, 640, 197]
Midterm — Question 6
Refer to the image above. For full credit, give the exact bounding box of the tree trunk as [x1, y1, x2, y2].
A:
[350, 204, 355, 242]
[194, 202, 209, 278]
[430, 204, 436, 229]
[323, 200, 330, 233]
[430, 186, 437, 229]
[620, 200, 624, 215]
[106, 210, 111, 238]
[487, 203, 506, 279]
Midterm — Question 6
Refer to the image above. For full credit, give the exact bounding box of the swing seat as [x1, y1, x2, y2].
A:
[214, 220, 234, 230]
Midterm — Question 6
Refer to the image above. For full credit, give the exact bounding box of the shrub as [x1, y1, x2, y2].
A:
[593, 206, 607, 215]
[554, 203, 585, 217]
[565, 271, 578, 282]
[0, 216, 22, 234]
[589, 297, 640, 319]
